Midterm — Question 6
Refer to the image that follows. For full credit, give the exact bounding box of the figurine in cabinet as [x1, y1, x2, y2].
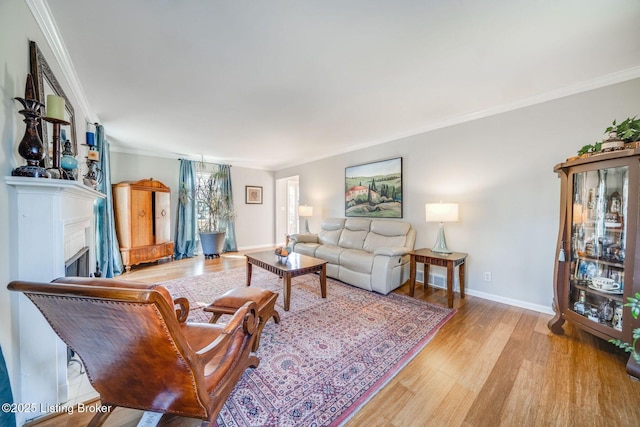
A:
[548, 149, 640, 379]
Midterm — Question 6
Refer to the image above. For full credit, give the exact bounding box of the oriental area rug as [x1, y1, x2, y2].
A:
[161, 267, 455, 426]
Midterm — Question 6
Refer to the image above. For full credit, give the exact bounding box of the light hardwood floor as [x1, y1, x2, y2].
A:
[29, 252, 640, 427]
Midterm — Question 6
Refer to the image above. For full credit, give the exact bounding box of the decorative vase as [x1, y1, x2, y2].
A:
[60, 140, 78, 180]
[11, 74, 50, 178]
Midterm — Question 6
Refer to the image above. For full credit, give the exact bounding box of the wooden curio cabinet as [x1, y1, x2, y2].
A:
[548, 149, 640, 379]
[113, 178, 174, 272]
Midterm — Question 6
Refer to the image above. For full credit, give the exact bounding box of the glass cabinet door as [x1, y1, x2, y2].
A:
[569, 165, 628, 331]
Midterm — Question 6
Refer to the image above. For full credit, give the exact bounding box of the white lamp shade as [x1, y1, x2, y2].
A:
[298, 205, 313, 217]
[425, 203, 459, 223]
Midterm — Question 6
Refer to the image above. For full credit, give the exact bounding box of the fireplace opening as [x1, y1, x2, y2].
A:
[65, 247, 90, 278]
[64, 247, 90, 372]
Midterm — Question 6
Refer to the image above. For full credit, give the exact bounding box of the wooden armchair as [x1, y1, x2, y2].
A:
[7, 277, 260, 426]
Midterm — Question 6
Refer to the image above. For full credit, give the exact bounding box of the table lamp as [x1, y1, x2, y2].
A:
[298, 205, 313, 233]
[425, 202, 459, 254]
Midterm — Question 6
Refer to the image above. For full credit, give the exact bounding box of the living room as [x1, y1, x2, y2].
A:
[2, 1, 640, 426]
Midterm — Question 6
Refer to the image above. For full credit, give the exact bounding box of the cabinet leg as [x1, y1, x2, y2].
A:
[547, 306, 565, 336]
[626, 355, 640, 381]
[547, 314, 565, 335]
[547, 298, 565, 334]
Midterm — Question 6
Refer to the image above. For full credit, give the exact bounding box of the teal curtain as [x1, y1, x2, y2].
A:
[219, 164, 238, 252]
[95, 125, 123, 277]
[174, 159, 197, 259]
[0, 345, 15, 427]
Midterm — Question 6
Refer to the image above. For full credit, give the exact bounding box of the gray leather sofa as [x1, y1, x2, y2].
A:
[289, 218, 416, 295]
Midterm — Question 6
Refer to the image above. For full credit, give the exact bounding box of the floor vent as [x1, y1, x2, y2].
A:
[415, 271, 446, 288]
[429, 273, 446, 288]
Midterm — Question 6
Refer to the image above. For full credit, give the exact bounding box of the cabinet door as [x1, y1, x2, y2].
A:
[131, 189, 153, 247]
[155, 191, 171, 244]
[568, 165, 628, 331]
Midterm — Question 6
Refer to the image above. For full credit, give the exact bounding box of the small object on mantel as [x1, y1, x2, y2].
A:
[87, 149, 100, 161]
[42, 115, 70, 180]
[45, 94, 65, 121]
[60, 140, 78, 180]
[11, 74, 50, 178]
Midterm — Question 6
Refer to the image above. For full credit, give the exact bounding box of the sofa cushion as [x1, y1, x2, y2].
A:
[338, 219, 370, 249]
[318, 218, 345, 245]
[344, 218, 371, 231]
[315, 244, 345, 264]
[363, 233, 407, 252]
[339, 249, 374, 274]
[370, 219, 411, 236]
[338, 230, 368, 250]
[363, 220, 410, 252]
[295, 242, 321, 257]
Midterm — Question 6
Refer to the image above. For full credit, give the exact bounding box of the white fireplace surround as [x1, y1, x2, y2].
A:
[5, 176, 104, 424]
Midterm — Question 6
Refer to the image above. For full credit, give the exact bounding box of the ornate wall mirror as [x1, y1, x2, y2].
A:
[29, 40, 77, 167]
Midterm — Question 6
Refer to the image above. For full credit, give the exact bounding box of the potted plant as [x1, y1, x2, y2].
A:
[195, 167, 235, 258]
[606, 116, 640, 143]
[577, 142, 602, 158]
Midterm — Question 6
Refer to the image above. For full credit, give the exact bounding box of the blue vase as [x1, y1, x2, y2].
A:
[60, 140, 79, 171]
[61, 154, 79, 170]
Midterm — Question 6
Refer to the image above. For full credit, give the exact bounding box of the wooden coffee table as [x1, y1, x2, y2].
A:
[245, 250, 327, 311]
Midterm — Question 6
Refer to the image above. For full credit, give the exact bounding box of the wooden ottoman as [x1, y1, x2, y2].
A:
[204, 287, 280, 352]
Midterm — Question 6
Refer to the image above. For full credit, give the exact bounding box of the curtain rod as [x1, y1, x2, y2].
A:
[178, 158, 232, 167]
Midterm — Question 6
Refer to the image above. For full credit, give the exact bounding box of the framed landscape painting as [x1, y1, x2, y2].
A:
[345, 157, 402, 218]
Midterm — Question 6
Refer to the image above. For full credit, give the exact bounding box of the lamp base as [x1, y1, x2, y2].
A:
[431, 222, 452, 254]
[303, 219, 310, 234]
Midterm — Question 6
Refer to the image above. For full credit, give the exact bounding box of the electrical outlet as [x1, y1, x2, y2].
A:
[484, 272, 492, 282]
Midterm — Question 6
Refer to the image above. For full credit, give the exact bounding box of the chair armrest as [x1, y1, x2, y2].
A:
[196, 301, 258, 364]
[174, 297, 190, 323]
[223, 301, 258, 335]
[373, 246, 411, 257]
[289, 233, 319, 244]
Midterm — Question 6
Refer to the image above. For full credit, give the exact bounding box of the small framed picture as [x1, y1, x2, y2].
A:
[245, 186, 263, 204]
[575, 259, 601, 280]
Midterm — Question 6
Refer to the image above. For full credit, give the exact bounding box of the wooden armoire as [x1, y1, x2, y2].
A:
[113, 178, 174, 272]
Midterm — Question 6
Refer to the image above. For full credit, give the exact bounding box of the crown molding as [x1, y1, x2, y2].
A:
[24, 0, 640, 170]
[348, 65, 640, 153]
[26, 0, 99, 125]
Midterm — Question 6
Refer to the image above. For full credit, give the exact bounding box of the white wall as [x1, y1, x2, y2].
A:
[231, 166, 275, 249]
[110, 151, 275, 250]
[0, 0, 88, 409]
[276, 78, 640, 313]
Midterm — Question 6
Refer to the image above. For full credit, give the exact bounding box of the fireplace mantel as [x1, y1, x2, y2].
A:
[5, 176, 104, 423]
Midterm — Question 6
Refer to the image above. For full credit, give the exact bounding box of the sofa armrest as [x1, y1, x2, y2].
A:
[373, 246, 411, 257]
[289, 233, 319, 244]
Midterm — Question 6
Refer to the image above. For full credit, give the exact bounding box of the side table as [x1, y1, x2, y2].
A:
[409, 248, 468, 308]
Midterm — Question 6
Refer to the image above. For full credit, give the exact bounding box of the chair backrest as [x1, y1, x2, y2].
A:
[7, 278, 225, 419]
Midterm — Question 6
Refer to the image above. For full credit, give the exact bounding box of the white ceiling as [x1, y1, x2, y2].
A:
[42, 0, 640, 170]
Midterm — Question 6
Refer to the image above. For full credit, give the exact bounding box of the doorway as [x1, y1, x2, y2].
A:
[275, 175, 300, 246]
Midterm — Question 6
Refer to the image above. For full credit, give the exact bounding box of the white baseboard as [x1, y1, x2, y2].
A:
[237, 244, 276, 251]
[418, 277, 554, 316]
